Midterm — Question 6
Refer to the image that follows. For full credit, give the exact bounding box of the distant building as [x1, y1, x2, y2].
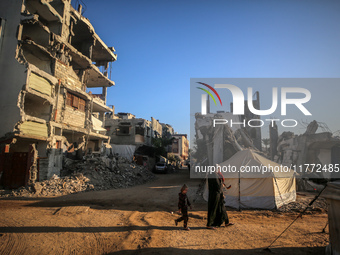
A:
[105, 113, 167, 168]
[105, 113, 164, 147]
[170, 134, 189, 161]
[105, 113, 153, 147]
[161, 123, 174, 139]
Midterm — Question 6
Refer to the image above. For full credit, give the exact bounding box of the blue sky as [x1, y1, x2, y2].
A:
[79, 0, 340, 145]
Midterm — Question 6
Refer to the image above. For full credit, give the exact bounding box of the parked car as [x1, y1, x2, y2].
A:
[153, 162, 168, 173]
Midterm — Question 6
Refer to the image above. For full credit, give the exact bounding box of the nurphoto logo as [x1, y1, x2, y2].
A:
[197, 82, 312, 128]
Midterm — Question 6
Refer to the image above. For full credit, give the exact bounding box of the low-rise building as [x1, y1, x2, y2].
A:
[105, 113, 165, 147]
[105, 113, 152, 147]
[105, 113, 165, 169]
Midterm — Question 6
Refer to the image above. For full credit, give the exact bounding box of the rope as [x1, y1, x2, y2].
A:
[264, 184, 327, 250]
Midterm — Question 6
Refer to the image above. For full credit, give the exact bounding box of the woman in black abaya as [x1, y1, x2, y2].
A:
[206, 171, 234, 229]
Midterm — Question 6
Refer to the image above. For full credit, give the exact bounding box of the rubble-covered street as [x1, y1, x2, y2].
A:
[0, 170, 329, 255]
[0, 156, 156, 197]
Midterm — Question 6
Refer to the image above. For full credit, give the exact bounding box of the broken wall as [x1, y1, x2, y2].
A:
[63, 105, 86, 128]
[151, 117, 162, 138]
[0, 0, 28, 138]
[54, 60, 84, 90]
[272, 122, 340, 181]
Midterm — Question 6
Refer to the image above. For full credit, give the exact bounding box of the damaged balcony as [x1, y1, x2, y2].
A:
[23, 93, 53, 122]
[17, 66, 55, 141]
[87, 66, 115, 88]
[70, 7, 117, 63]
[90, 101, 112, 138]
[89, 92, 113, 113]
[25, 64, 57, 101]
[17, 120, 49, 140]
[20, 38, 114, 96]
[64, 43, 115, 88]
[23, 0, 64, 41]
[24, 0, 63, 24]
[52, 35, 115, 88]
[20, 14, 51, 48]
[20, 39, 54, 75]
[91, 115, 107, 135]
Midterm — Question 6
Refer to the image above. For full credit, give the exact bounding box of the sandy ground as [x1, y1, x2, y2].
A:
[0, 169, 329, 255]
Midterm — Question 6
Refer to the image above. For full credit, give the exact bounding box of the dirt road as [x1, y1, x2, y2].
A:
[0, 170, 329, 254]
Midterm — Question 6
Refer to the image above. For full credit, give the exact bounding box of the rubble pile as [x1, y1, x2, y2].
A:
[0, 173, 92, 197]
[61, 156, 156, 190]
[0, 156, 156, 197]
[278, 195, 328, 213]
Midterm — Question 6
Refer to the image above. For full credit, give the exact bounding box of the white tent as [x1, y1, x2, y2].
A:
[204, 149, 296, 209]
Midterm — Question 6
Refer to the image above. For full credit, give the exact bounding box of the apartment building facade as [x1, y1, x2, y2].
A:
[0, 0, 116, 188]
[105, 113, 163, 147]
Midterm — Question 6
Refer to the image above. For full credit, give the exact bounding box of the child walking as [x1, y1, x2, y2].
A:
[175, 184, 192, 231]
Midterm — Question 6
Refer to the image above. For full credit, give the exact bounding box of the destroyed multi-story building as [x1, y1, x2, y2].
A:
[0, 0, 116, 188]
[270, 120, 340, 181]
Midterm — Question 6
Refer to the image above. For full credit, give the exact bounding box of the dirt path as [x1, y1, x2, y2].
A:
[0, 170, 329, 254]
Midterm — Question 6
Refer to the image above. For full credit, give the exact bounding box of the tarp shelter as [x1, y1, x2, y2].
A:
[204, 149, 296, 209]
[110, 145, 136, 161]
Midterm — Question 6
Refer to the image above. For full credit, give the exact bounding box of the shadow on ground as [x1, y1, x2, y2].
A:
[106, 246, 325, 255]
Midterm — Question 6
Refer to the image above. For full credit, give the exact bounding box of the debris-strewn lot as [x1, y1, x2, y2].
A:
[0, 156, 156, 197]
[0, 171, 328, 255]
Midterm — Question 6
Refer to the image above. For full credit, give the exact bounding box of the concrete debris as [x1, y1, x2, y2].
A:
[194, 112, 265, 167]
[277, 194, 327, 213]
[0, 156, 155, 197]
[272, 120, 340, 182]
[62, 156, 156, 190]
